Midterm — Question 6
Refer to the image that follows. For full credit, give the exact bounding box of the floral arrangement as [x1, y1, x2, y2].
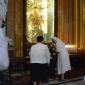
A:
[47, 41, 57, 58]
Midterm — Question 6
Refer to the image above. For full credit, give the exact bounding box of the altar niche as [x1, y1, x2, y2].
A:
[7, 0, 85, 58]
[26, 0, 54, 43]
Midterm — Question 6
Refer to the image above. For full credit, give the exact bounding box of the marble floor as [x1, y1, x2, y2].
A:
[0, 73, 85, 85]
[59, 80, 85, 85]
[49, 76, 85, 85]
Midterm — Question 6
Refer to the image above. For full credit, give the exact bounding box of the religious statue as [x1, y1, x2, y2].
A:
[0, 0, 8, 20]
[0, 0, 9, 71]
[0, 0, 8, 34]
[26, 0, 44, 42]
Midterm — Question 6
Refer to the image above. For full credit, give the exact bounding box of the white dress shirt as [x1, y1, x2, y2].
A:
[30, 43, 50, 64]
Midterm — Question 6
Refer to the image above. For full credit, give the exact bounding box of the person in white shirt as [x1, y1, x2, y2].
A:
[29, 36, 50, 85]
[51, 37, 71, 80]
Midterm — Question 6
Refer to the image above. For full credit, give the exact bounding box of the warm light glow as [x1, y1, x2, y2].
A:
[26, 0, 54, 42]
[65, 45, 77, 48]
[65, 45, 77, 53]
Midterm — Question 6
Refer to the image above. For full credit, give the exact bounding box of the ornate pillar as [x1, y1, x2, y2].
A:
[63, 0, 69, 43]
[7, 0, 15, 57]
[80, 0, 85, 50]
[14, 0, 23, 57]
[73, 0, 80, 45]
[7, 0, 15, 40]
[57, 0, 69, 43]
[57, 0, 64, 40]
[68, 0, 73, 44]
[7, 0, 24, 57]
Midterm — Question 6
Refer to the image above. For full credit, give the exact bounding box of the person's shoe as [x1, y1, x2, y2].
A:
[58, 78, 66, 81]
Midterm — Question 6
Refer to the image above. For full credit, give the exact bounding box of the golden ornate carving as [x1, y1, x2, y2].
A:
[26, 0, 44, 42]
[14, 0, 23, 57]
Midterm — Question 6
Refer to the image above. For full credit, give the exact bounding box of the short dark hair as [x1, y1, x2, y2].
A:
[37, 36, 43, 42]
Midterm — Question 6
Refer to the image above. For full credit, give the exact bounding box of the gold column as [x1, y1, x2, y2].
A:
[80, 0, 83, 49]
[73, 0, 79, 45]
[57, 0, 64, 40]
[80, 0, 85, 50]
[47, 0, 53, 41]
[68, 0, 73, 44]
[7, 0, 24, 57]
[57, 0, 69, 43]
[7, 0, 15, 40]
[63, 0, 69, 43]
[7, 0, 16, 57]
[83, 0, 85, 50]
[14, 0, 23, 57]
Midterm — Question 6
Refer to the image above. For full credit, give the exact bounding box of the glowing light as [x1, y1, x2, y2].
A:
[65, 45, 77, 53]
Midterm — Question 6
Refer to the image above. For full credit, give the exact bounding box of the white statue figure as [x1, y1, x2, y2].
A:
[0, 27, 9, 71]
[0, 0, 9, 71]
[0, 0, 8, 34]
[0, 0, 8, 20]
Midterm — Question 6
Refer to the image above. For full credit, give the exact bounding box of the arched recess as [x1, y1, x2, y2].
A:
[23, 0, 56, 57]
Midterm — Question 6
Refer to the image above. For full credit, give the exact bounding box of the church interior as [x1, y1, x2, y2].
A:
[0, 0, 85, 85]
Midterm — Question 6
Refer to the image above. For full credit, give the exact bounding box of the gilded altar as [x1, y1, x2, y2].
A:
[7, 0, 85, 58]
